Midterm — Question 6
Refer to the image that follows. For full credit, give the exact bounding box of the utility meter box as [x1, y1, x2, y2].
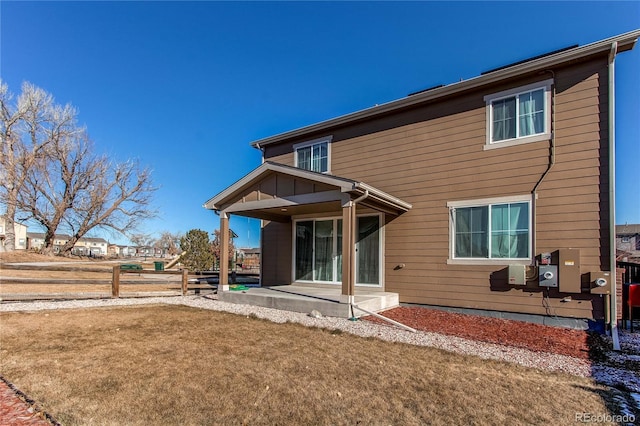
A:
[558, 248, 581, 293]
[590, 271, 611, 294]
[508, 265, 526, 285]
[540, 252, 552, 265]
[539, 265, 558, 288]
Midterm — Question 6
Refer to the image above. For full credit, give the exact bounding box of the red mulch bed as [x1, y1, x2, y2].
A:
[0, 378, 52, 425]
[365, 306, 596, 359]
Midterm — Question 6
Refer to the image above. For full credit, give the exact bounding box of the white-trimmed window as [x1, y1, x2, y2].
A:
[294, 136, 332, 173]
[484, 79, 552, 149]
[448, 195, 531, 264]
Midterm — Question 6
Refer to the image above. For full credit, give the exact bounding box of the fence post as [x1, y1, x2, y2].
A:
[112, 265, 120, 298]
[182, 269, 188, 296]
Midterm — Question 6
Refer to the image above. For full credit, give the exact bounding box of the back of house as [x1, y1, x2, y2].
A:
[206, 30, 640, 326]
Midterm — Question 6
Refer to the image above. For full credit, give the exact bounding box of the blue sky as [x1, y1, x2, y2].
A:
[1, 1, 639, 247]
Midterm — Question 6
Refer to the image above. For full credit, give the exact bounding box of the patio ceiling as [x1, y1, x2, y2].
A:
[203, 162, 412, 222]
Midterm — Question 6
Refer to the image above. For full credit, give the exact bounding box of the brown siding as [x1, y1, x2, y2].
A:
[261, 221, 292, 285]
[263, 56, 611, 319]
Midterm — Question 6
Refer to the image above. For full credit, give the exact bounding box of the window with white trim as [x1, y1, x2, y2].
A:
[448, 196, 531, 261]
[484, 79, 552, 148]
[294, 136, 331, 173]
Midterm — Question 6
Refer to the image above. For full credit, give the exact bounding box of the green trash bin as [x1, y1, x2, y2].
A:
[154, 261, 165, 271]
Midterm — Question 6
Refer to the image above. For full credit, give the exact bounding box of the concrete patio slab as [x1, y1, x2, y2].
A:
[219, 285, 399, 318]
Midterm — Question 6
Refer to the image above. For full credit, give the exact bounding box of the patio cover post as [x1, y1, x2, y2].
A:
[341, 201, 355, 297]
[219, 211, 230, 291]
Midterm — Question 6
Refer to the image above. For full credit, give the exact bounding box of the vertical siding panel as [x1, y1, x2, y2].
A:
[261, 221, 292, 285]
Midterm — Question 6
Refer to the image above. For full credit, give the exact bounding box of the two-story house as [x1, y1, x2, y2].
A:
[205, 30, 639, 329]
[27, 232, 70, 252]
[239, 247, 261, 271]
[27, 233, 108, 256]
[72, 237, 108, 256]
[617, 224, 640, 262]
[0, 216, 27, 250]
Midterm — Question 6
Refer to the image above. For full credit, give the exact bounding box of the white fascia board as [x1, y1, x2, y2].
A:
[355, 182, 413, 212]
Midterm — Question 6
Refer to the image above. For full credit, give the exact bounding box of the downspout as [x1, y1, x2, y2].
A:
[531, 70, 556, 266]
[608, 42, 620, 351]
[347, 188, 417, 333]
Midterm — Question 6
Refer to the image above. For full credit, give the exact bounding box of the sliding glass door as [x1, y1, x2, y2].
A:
[295, 221, 313, 281]
[294, 215, 380, 286]
[295, 219, 342, 283]
[314, 220, 334, 281]
[356, 215, 380, 285]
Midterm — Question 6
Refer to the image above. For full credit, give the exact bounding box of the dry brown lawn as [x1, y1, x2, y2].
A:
[0, 251, 88, 263]
[0, 305, 619, 425]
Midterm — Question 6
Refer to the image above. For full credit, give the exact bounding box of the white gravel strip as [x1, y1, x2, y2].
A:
[2, 295, 638, 392]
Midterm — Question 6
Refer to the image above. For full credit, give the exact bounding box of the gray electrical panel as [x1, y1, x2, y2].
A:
[539, 265, 558, 288]
[508, 265, 526, 285]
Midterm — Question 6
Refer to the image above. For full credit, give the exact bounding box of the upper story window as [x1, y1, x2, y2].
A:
[448, 195, 532, 264]
[294, 136, 332, 173]
[484, 79, 553, 150]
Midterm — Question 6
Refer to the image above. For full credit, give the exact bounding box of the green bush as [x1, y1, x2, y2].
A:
[179, 229, 214, 271]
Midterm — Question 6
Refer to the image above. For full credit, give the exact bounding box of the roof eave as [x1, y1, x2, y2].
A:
[251, 29, 640, 149]
[203, 162, 356, 210]
[354, 183, 412, 212]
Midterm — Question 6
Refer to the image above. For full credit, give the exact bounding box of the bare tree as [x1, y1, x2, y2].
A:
[0, 81, 76, 251]
[18, 136, 157, 255]
[155, 231, 182, 256]
[129, 233, 155, 248]
[0, 81, 157, 256]
[211, 229, 235, 269]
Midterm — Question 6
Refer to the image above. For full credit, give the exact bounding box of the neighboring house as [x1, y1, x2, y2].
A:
[121, 246, 137, 257]
[205, 30, 639, 326]
[27, 232, 108, 256]
[617, 224, 640, 262]
[136, 246, 163, 258]
[0, 216, 28, 250]
[239, 247, 260, 271]
[108, 244, 121, 257]
[109, 244, 137, 257]
[70, 237, 108, 256]
[27, 233, 71, 252]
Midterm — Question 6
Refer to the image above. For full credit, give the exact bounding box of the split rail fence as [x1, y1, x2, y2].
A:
[0, 264, 219, 302]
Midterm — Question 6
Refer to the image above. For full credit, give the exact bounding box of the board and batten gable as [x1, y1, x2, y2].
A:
[261, 55, 611, 319]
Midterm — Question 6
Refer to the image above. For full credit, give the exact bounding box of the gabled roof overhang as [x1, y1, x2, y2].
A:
[251, 29, 640, 149]
[203, 162, 411, 222]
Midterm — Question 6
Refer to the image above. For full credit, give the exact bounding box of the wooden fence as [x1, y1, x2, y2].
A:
[0, 263, 219, 301]
[112, 266, 190, 297]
